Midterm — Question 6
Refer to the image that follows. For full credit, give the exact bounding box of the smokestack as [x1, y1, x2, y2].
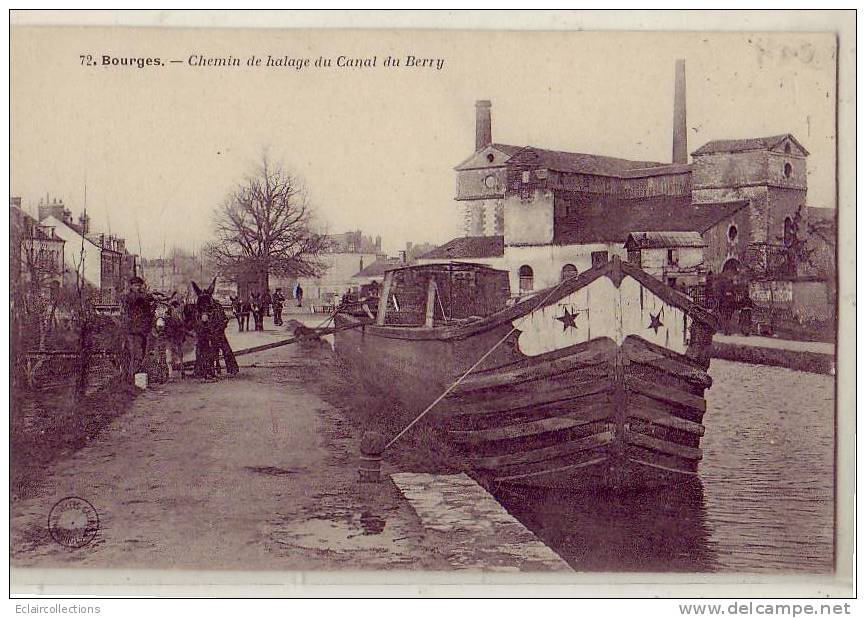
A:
[475, 100, 492, 151]
[672, 59, 687, 165]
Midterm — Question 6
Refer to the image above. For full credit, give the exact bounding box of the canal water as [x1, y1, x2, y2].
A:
[494, 360, 836, 573]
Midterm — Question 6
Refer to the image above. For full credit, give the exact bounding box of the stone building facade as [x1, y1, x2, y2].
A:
[435, 71, 818, 298]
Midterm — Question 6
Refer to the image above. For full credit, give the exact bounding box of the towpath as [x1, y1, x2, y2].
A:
[11, 325, 567, 573]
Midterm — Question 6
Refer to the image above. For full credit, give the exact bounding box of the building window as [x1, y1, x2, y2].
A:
[486, 153, 495, 163]
[784, 216, 795, 247]
[784, 162, 792, 178]
[518, 265, 534, 292]
[560, 264, 577, 281]
[591, 251, 608, 268]
[728, 224, 738, 242]
[627, 249, 641, 267]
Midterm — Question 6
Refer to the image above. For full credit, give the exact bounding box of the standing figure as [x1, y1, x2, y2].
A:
[239, 296, 251, 332]
[121, 276, 155, 383]
[272, 288, 285, 326]
[250, 291, 264, 331]
[263, 288, 273, 318]
[719, 282, 737, 336]
[295, 283, 304, 307]
[209, 298, 239, 375]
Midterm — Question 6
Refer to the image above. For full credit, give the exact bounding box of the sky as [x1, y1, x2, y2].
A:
[11, 28, 836, 257]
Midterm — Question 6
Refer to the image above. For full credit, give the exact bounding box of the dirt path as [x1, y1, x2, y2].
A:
[11, 344, 447, 571]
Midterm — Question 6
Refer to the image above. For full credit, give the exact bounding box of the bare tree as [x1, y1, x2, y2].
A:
[207, 154, 331, 288]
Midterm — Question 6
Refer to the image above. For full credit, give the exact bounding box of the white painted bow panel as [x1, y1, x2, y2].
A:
[513, 274, 691, 356]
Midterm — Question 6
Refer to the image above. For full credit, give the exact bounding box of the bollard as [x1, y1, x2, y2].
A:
[358, 453, 382, 483]
[359, 431, 387, 483]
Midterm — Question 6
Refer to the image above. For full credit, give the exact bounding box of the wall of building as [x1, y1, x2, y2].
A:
[637, 247, 704, 280]
[457, 164, 508, 236]
[296, 252, 380, 302]
[100, 251, 123, 304]
[792, 280, 832, 323]
[692, 185, 769, 244]
[767, 186, 807, 246]
[766, 151, 807, 190]
[42, 215, 103, 289]
[691, 151, 768, 190]
[750, 280, 793, 305]
[502, 242, 626, 294]
[464, 198, 505, 236]
[504, 189, 555, 246]
[700, 206, 754, 274]
[456, 166, 508, 201]
[549, 168, 692, 198]
[749, 279, 832, 324]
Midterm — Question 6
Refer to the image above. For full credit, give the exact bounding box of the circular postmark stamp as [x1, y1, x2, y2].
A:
[48, 496, 99, 549]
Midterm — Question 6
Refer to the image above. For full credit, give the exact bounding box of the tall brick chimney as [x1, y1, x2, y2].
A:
[672, 59, 687, 165]
[475, 100, 492, 151]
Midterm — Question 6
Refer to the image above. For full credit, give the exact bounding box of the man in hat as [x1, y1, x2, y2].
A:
[121, 276, 155, 382]
[272, 287, 285, 326]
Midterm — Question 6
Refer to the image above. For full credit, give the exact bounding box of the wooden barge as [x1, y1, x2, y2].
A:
[335, 256, 718, 489]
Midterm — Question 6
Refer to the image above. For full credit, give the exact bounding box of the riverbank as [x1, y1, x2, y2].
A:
[711, 334, 835, 375]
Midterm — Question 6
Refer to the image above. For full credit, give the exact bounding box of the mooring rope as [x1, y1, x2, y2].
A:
[382, 277, 573, 452]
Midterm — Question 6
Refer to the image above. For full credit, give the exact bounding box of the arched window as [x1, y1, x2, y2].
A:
[518, 265, 534, 292]
[784, 162, 792, 178]
[784, 216, 795, 247]
[728, 224, 738, 242]
[784, 143, 792, 154]
[560, 264, 577, 281]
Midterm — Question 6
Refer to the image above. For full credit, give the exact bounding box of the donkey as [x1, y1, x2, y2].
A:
[150, 291, 193, 381]
[191, 278, 239, 378]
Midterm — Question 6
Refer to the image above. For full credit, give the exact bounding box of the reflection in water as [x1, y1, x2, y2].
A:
[493, 479, 717, 572]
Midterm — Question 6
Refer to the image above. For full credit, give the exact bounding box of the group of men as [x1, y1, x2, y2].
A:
[231, 285, 302, 332]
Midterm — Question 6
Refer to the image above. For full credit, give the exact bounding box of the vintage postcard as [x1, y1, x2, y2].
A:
[8, 10, 855, 599]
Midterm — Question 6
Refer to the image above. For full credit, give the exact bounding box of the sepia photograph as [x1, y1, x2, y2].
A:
[7, 10, 855, 600]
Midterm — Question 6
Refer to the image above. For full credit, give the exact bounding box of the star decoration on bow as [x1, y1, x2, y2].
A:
[555, 308, 579, 332]
[648, 309, 664, 334]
